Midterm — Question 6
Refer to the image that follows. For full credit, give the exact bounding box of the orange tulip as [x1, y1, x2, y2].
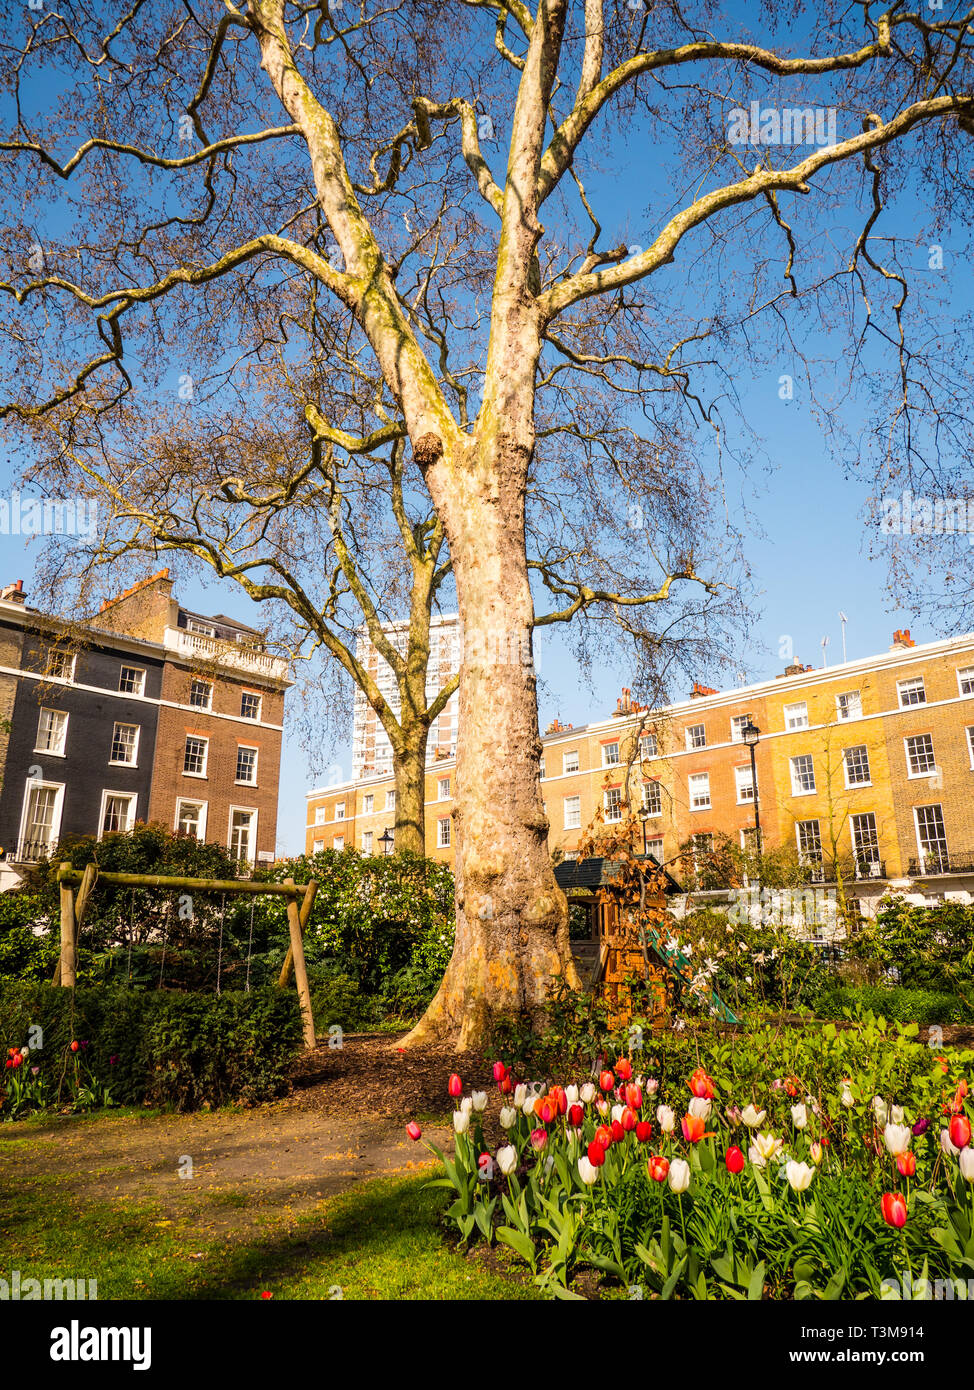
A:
[681, 1114, 707, 1143]
[647, 1155, 670, 1182]
[688, 1068, 716, 1099]
[896, 1152, 916, 1177]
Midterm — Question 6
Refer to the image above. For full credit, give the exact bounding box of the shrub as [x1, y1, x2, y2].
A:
[0, 982, 301, 1113]
[811, 984, 973, 1026]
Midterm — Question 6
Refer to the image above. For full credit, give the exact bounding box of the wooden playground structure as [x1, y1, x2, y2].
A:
[53, 862, 319, 1049]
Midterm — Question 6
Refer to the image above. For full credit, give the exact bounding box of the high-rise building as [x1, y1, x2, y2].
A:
[351, 614, 461, 779]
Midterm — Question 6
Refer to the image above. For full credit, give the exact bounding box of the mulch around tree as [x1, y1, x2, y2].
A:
[288, 1031, 496, 1121]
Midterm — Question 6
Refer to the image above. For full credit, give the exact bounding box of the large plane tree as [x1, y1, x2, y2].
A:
[1, 1, 972, 1046]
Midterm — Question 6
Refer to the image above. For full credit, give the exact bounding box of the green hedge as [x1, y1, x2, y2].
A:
[0, 983, 302, 1111]
[811, 984, 974, 1026]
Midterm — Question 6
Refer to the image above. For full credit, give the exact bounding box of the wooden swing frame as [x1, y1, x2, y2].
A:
[53, 862, 319, 1050]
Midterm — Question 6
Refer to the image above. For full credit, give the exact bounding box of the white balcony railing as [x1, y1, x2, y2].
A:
[163, 627, 289, 682]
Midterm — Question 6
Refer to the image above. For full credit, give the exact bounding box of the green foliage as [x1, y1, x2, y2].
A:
[0, 891, 57, 984]
[846, 894, 974, 995]
[0, 981, 301, 1113]
[812, 985, 974, 1025]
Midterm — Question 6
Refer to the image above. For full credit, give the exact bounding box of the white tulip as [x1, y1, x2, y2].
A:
[471, 1090, 488, 1112]
[611, 1103, 624, 1124]
[513, 1083, 528, 1109]
[841, 1086, 855, 1108]
[785, 1160, 815, 1192]
[883, 1123, 912, 1157]
[749, 1132, 783, 1167]
[499, 1106, 516, 1130]
[645, 1079, 659, 1096]
[891, 1105, 905, 1125]
[523, 1095, 536, 1116]
[578, 1155, 600, 1184]
[689, 1097, 712, 1121]
[496, 1145, 517, 1176]
[941, 1128, 961, 1157]
[741, 1104, 766, 1128]
[453, 1110, 470, 1134]
[668, 1158, 691, 1194]
[460, 1096, 473, 1116]
[960, 1148, 974, 1183]
[657, 1104, 676, 1133]
[791, 1103, 808, 1130]
[872, 1096, 889, 1126]
[596, 1098, 609, 1117]
[580, 1082, 597, 1104]
[565, 1084, 579, 1106]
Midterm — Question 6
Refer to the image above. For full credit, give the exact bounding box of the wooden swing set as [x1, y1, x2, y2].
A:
[53, 862, 320, 1050]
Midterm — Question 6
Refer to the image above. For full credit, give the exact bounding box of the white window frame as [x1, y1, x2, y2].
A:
[730, 714, 753, 743]
[784, 701, 809, 731]
[437, 816, 452, 848]
[363, 793, 374, 814]
[437, 777, 451, 801]
[333, 834, 345, 852]
[98, 789, 138, 838]
[563, 749, 580, 774]
[897, 676, 926, 708]
[790, 754, 816, 795]
[645, 836, 664, 864]
[539, 758, 546, 780]
[240, 690, 262, 721]
[641, 781, 662, 817]
[362, 830, 374, 855]
[795, 819, 824, 868]
[46, 650, 76, 683]
[688, 772, 711, 811]
[189, 679, 213, 710]
[118, 665, 146, 696]
[835, 690, 862, 722]
[385, 790, 396, 811]
[601, 742, 620, 768]
[235, 745, 259, 786]
[109, 721, 140, 767]
[335, 801, 346, 820]
[17, 779, 65, 859]
[842, 744, 871, 788]
[563, 794, 581, 830]
[603, 787, 623, 822]
[314, 805, 327, 825]
[734, 764, 755, 804]
[174, 798, 208, 840]
[183, 735, 209, 778]
[312, 838, 325, 854]
[958, 667, 974, 697]
[227, 805, 258, 864]
[187, 618, 216, 638]
[904, 733, 936, 779]
[914, 803, 949, 869]
[35, 707, 68, 757]
[967, 726, 974, 770]
[639, 733, 657, 761]
[685, 723, 707, 750]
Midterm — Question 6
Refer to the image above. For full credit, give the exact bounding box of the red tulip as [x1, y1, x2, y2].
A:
[625, 1083, 643, 1111]
[549, 1085, 568, 1116]
[530, 1128, 548, 1151]
[896, 1152, 916, 1177]
[647, 1155, 670, 1182]
[499, 1074, 513, 1094]
[70, 1041, 79, 1054]
[587, 1140, 606, 1167]
[949, 1115, 972, 1150]
[635, 1121, 653, 1143]
[599, 1070, 615, 1092]
[448, 1073, 462, 1098]
[610, 1119, 625, 1143]
[881, 1191, 908, 1228]
[950, 1080, 969, 1113]
[569, 1104, 584, 1128]
[615, 1058, 633, 1081]
[681, 1114, 707, 1143]
[621, 1107, 637, 1133]
[725, 1145, 745, 1174]
[492, 1060, 507, 1082]
[538, 1099, 557, 1125]
[594, 1124, 613, 1150]
[406, 1121, 422, 1141]
[11, 1054, 22, 1069]
[688, 1067, 716, 1099]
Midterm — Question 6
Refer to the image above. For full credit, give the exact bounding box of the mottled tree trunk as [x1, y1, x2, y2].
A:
[391, 731, 428, 857]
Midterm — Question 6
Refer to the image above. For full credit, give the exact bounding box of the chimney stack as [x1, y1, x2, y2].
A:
[0, 579, 25, 604]
[891, 628, 916, 649]
[690, 682, 717, 699]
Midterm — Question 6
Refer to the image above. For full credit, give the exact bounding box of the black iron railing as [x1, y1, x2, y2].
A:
[12, 839, 55, 863]
[908, 852, 971, 876]
[853, 858, 886, 881]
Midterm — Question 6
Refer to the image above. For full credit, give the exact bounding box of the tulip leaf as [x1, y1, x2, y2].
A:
[496, 1225, 537, 1270]
[661, 1257, 687, 1301]
[747, 1261, 766, 1300]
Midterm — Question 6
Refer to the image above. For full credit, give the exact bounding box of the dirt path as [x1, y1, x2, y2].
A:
[1, 1034, 489, 1237]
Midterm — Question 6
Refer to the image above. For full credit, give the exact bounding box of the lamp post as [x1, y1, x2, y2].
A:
[638, 806, 650, 857]
[379, 827, 394, 857]
[741, 720, 761, 852]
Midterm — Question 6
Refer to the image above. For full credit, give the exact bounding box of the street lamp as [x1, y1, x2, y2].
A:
[379, 827, 395, 856]
[741, 719, 761, 853]
[638, 805, 650, 857]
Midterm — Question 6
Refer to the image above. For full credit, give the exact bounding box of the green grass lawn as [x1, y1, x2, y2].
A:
[0, 1168, 541, 1301]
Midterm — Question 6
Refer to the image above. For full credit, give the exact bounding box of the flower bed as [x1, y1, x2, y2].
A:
[409, 1015, 974, 1299]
